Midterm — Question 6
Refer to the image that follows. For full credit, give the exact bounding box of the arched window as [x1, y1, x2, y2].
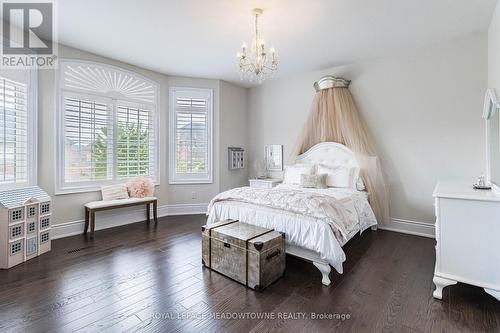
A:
[56, 60, 159, 193]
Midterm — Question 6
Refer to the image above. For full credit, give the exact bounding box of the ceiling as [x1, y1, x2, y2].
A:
[57, 0, 497, 87]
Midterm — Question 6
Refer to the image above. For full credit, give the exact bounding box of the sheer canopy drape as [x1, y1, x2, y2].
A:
[292, 82, 390, 224]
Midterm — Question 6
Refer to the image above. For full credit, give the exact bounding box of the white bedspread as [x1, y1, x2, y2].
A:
[207, 184, 377, 273]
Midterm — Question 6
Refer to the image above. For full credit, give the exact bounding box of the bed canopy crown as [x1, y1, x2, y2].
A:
[313, 76, 351, 91]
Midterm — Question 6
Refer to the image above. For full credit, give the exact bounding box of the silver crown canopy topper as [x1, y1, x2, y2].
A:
[313, 75, 351, 92]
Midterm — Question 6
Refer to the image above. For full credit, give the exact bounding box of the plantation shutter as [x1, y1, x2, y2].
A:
[170, 88, 212, 183]
[116, 104, 156, 179]
[63, 94, 113, 183]
[57, 60, 159, 192]
[0, 77, 28, 184]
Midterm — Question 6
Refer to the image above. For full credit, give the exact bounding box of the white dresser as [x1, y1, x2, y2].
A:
[248, 178, 282, 189]
[433, 181, 500, 302]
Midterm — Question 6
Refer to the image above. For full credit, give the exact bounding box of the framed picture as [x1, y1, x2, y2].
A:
[265, 144, 283, 171]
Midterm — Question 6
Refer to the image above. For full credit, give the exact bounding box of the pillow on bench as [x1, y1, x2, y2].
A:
[101, 184, 129, 201]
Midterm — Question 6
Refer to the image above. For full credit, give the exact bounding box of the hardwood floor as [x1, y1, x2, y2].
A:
[0, 215, 499, 333]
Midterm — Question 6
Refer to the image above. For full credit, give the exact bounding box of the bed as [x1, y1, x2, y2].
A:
[206, 142, 377, 285]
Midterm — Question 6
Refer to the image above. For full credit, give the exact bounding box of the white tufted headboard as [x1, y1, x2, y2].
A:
[295, 142, 359, 169]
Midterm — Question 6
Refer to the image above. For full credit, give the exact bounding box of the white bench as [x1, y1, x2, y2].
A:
[84, 197, 158, 235]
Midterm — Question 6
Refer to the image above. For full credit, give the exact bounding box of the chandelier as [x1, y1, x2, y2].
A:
[237, 8, 278, 82]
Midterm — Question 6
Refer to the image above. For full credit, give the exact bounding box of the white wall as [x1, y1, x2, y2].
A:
[219, 81, 249, 191]
[248, 34, 487, 225]
[37, 45, 248, 231]
[489, 1, 500, 89]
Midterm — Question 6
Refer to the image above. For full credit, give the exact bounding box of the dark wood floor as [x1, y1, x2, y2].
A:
[0, 215, 499, 333]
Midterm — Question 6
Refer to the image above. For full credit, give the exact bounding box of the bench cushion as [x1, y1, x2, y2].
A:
[85, 197, 157, 210]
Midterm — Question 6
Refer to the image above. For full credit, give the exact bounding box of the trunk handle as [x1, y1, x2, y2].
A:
[266, 249, 281, 260]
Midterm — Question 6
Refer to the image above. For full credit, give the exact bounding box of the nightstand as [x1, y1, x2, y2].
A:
[248, 178, 282, 189]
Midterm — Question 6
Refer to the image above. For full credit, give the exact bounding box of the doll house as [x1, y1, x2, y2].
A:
[0, 186, 52, 269]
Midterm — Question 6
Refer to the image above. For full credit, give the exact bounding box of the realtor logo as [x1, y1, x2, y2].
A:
[1, 1, 57, 68]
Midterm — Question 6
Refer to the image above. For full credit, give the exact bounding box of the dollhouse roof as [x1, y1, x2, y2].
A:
[0, 186, 50, 209]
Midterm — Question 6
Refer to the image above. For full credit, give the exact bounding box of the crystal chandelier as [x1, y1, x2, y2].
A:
[237, 8, 278, 83]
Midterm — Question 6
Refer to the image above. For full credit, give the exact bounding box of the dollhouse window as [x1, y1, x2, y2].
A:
[41, 203, 50, 214]
[40, 217, 50, 229]
[10, 241, 22, 255]
[40, 232, 49, 244]
[10, 208, 23, 222]
[10, 225, 22, 239]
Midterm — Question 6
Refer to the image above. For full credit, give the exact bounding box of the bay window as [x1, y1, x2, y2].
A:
[56, 60, 159, 193]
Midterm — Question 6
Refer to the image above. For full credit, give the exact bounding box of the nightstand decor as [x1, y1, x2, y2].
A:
[249, 178, 282, 189]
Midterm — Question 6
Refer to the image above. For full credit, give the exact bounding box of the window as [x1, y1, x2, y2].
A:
[10, 241, 22, 255]
[169, 87, 213, 184]
[28, 206, 36, 217]
[28, 221, 35, 233]
[9, 208, 23, 222]
[40, 217, 50, 229]
[40, 202, 50, 214]
[10, 224, 23, 239]
[40, 232, 50, 244]
[0, 69, 36, 188]
[56, 60, 159, 193]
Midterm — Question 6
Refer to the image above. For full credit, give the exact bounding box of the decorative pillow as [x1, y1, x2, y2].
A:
[127, 176, 155, 198]
[300, 173, 328, 189]
[283, 164, 315, 184]
[101, 184, 129, 201]
[317, 164, 356, 188]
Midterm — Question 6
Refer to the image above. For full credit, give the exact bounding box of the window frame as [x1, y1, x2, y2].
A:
[0, 68, 37, 190]
[55, 59, 159, 194]
[169, 87, 213, 184]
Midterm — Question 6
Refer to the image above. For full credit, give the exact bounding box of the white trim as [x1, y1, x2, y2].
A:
[28, 69, 38, 186]
[378, 218, 435, 238]
[165, 203, 208, 215]
[51, 203, 208, 239]
[169, 87, 213, 185]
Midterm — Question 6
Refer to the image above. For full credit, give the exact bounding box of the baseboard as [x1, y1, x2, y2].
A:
[51, 203, 208, 240]
[378, 218, 435, 238]
[52, 205, 435, 240]
[163, 203, 208, 215]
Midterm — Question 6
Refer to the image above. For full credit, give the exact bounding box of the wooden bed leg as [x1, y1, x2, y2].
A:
[313, 261, 331, 286]
[371, 225, 378, 231]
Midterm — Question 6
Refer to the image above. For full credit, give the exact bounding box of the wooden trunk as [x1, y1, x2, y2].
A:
[202, 220, 285, 291]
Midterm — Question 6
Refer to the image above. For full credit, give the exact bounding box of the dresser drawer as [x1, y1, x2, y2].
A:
[437, 197, 500, 285]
